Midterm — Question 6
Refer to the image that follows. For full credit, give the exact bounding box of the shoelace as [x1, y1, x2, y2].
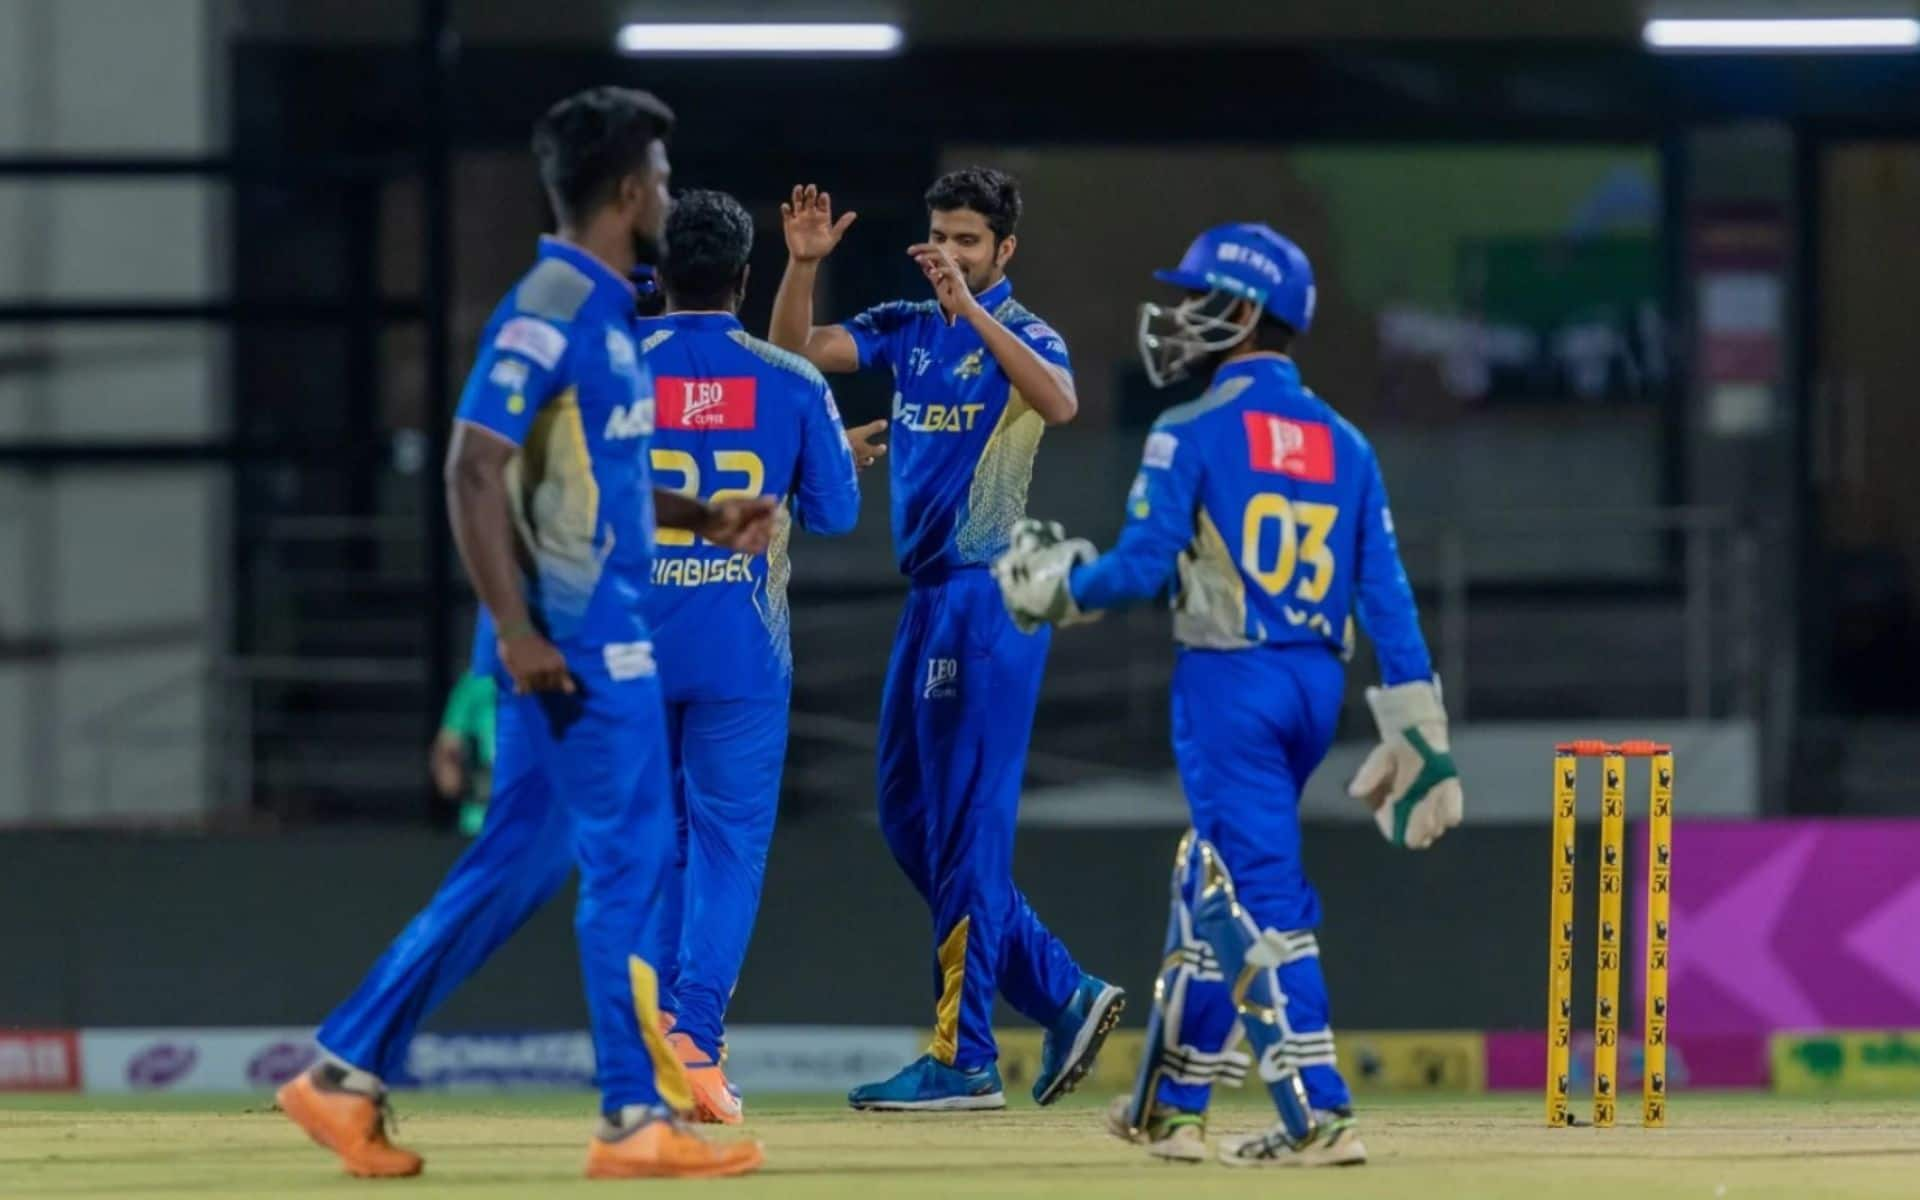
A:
[1241, 1123, 1314, 1158]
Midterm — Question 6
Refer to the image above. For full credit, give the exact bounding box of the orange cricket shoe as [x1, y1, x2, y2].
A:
[584, 1112, 763, 1180]
[276, 1070, 423, 1178]
[667, 1031, 744, 1125]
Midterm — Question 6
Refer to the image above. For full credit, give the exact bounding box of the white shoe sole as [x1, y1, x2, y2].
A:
[1218, 1134, 1368, 1168]
[1035, 984, 1127, 1106]
[850, 1092, 1007, 1112]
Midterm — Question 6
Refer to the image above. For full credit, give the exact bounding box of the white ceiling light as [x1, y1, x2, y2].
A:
[615, 23, 905, 56]
[1643, 17, 1920, 51]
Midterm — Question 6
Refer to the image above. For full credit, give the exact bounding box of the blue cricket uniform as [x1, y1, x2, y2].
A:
[845, 277, 1084, 1069]
[318, 237, 684, 1115]
[632, 311, 860, 1059]
[1070, 352, 1434, 1114]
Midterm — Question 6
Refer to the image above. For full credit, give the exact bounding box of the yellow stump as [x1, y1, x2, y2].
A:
[1643, 751, 1673, 1127]
[1593, 752, 1626, 1128]
[1546, 752, 1578, 1127]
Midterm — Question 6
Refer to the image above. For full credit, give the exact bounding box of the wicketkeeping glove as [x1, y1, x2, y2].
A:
[1347, 679, 1464, 850]
[991, 518, 1102, 634]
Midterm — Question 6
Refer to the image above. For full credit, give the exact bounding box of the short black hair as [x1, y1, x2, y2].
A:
[658, 189, 754, 309]
[532, 86, 675, 223]
[925, 166, 1021, 241]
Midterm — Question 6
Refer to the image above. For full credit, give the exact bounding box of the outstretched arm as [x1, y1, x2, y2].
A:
[654, 491, 778, 555]
[770, 184, 861, 373]
[1070, 429, 1201, 610]
[992, 425, 1199, 634]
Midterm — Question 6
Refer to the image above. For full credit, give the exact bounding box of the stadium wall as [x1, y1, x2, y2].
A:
[9, 821, 1916, 1095]
[0, 0, 228, 824]
[1, 824, 1593, 1032]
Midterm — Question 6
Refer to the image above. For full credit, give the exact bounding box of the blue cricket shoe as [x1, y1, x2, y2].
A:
[1034, 975, 1127, 1106]
[847, 1055, 1007, 1112]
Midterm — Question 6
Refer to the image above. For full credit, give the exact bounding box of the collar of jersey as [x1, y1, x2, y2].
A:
[654, 310, 744, 332]
[536, 235, 638, 301]
[1211, 351, 1298, 389]
[973, 276, 1013, 312]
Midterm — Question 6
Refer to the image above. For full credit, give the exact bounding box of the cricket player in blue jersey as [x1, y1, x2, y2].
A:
[633, 189, 864, 1124]
[278, 88, 771, 1182]
[771, 171, 1124, 1111]
[994, 223, 1466, 1166]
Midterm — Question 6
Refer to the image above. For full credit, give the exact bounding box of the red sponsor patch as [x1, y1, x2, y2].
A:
[0, 1030, 80, 1092]
[1245, 412, 1335, 483]
[654, 377, 758, 430]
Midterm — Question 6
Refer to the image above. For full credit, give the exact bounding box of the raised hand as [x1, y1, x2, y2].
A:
[908, 242, 980, 317]
[781, 184, 857, 264]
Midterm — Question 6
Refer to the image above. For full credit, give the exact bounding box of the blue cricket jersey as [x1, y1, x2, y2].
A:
[454, 236, 657, 667]
[634, 311, 860, 700]
[1070, 354, 1434, 684]
[843, 277, 1071, 581]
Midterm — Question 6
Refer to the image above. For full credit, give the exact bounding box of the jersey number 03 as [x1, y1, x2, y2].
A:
[1241, 495, 1338, 602]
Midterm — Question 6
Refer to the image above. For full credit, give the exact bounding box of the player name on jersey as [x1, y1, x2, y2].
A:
[652, 553, 757, 587]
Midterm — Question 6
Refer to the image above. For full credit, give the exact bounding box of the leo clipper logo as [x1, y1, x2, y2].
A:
[656, 377, 757, 430]
[924, 657, 959, 700]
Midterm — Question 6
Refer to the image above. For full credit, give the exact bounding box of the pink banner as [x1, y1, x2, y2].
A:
[1631, 820, 1920, 1034]
[1484, 1030, 1769, 1091]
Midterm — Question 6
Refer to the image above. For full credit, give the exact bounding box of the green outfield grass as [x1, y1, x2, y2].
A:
[3, 1091, 1916, 1199]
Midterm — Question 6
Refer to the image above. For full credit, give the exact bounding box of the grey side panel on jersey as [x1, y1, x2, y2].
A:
[1156, 372, 1255, 429]
[1173, 509, 1259, 650]
[991, 296, 1042, 327]
[515, 258, 596, 323]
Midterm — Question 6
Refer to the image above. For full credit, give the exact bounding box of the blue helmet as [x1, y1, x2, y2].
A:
[1137, 223, 1316, 389]
[1152, 222, 1316, 332]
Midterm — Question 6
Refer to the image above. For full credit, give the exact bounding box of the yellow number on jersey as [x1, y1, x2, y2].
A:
[649, 449, 766, 547]
[710, 450, 765, 512]
[1240, 495, 1339, 601]
[651, 449, 701, 546]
